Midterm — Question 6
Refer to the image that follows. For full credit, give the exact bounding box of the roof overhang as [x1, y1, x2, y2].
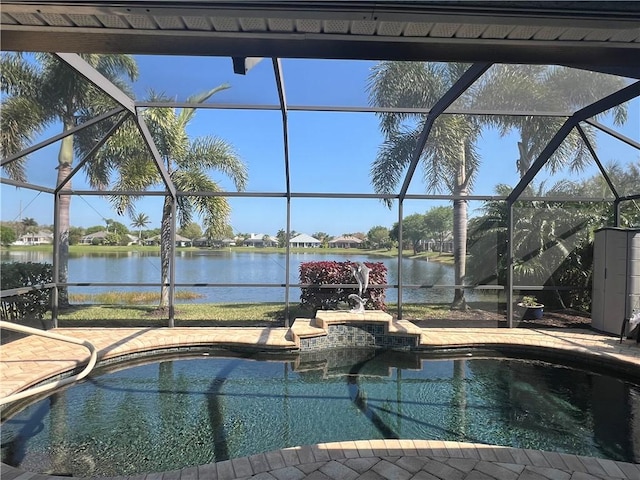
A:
[2, 1, 639, 77]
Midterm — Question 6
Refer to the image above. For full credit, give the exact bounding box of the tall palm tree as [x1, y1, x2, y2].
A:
[1, 52, 138, 306]
[470, 65, 628, 178]
[130, 212, 150, 243]
[87, 88, 248, 309]
[368, 62, 481, 309]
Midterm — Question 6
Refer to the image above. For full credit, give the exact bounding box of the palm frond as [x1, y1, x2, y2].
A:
[176, 194, 194, 228]
[367, 61, 453, 136]
[471, 64, 547, 112]
[546, 66, 628, 116]
[183, 137, 248, 191]
[173, 170, 231, 234]
[108, 193, 141, 217]
[178, 84, 231, 125]
[422, 115, 480, 193]
[91, 54, 139, 94]
[545, 127, 594, 175]
[1, 53, 42, 98]
[370, 127, 417, 205]
[0, 97, 45, 164]
[85, 115, 159, 190]
[140, 100, 189, 162]
[0, 55, 50, 180]
[474, 64, 629, 178]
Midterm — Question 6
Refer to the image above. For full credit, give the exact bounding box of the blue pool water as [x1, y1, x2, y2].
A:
[2, 348, 639, 476]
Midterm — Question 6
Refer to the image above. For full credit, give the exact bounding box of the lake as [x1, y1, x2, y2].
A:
[0, 250, 498, 304]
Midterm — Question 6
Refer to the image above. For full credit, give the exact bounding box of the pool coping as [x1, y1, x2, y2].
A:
[3, 326, 640, 400]
[2, 439, 639, 479]
[1, 326, 640, 478]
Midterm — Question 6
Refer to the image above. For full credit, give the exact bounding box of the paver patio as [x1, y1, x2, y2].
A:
[1, 326, 639, 479]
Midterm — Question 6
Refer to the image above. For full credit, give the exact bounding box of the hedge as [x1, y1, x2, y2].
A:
[299, 260, 387, 312]
[0, 262, 53, 321]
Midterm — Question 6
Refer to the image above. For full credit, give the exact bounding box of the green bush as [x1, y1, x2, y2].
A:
[299, 260, 387, 312]
[1, 262, 53, 321]
[0, 226, 17, 246]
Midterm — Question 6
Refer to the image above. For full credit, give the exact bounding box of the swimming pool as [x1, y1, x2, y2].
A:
[2, 347, 639, 476]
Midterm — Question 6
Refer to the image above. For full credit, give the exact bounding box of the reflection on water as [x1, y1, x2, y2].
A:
[2, 350, 638, 476]
[0, 250, 499, 304]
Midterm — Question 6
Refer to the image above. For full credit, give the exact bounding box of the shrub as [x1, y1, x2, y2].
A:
[299, 260, 387, 311]
[0, 262, 53, 321]
[105, 232, 121, 245]
[0, 226, 17, 246]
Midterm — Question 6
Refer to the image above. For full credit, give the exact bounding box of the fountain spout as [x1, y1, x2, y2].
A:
[348, 262, 370, 313]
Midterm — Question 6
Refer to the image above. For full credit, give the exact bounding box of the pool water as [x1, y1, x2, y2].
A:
[2, 348, 639, 476]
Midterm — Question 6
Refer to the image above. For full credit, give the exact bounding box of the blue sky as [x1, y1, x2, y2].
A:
[1, 56, 638, 237]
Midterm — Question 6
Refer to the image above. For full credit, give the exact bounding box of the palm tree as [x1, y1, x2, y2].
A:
[87, 88, 248, 309]
[470, 65, 628, 178]
[1, 52, 138, 306]
[468, 181, 604, 310]
[466, 66, 629, 311]
[368, 62, 481, 309]
[130, 213, 150, 243]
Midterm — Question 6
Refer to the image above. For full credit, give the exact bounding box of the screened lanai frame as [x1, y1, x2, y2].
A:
[2, 50, 639, 329]
[0, 0, 640, 325]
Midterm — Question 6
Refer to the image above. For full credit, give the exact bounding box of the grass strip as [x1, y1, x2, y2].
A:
[46, 302, 495, 328]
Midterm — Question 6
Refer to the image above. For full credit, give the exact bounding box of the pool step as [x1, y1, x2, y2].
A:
[287, 310, 423, 350]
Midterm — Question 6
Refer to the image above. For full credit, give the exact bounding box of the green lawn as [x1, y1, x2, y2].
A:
[45, 301, 480, 327]
[47, 302, 298, 327]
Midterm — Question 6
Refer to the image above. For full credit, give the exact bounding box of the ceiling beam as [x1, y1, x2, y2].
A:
[3, 29, 637, 72]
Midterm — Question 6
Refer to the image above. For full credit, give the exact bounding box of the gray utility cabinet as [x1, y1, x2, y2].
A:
[592, 227, 640, 335]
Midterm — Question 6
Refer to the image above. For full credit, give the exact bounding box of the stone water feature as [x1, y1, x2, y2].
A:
[288, 262, 423, 351]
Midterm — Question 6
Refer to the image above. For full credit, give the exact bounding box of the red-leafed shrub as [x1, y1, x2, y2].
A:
[299, 261, 387, 312]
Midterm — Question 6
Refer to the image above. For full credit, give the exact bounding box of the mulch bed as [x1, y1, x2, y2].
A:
[408, 307, 592, 330]
[517, 309, 591, 329]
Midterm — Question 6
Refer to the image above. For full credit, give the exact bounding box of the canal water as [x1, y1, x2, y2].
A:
[1, 250, 496, 304]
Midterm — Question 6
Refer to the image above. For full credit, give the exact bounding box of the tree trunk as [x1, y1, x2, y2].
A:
[452, 196, 468, 310]
[158, 196, 172, 309]
[452, 142, 469, 310]
[517, 140, 534, 179]
[56, 123, 74, 308]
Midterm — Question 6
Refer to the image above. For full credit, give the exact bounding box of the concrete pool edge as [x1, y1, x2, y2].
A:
[2, 439, 639, 480]
[3, 326, 639, 401]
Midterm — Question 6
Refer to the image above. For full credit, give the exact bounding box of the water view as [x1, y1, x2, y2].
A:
[0, 250, 497, 304]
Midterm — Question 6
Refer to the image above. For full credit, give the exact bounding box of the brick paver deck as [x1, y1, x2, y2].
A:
[1, 326, 639, 479]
